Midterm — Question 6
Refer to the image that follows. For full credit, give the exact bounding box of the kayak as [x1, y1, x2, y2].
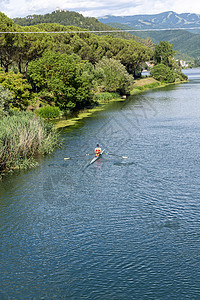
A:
[89, 149, 105, 165]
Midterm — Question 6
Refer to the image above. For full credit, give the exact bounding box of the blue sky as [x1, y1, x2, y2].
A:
[1, 0, 200, 18]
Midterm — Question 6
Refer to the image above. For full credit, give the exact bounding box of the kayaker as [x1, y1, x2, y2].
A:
[95, 144, 101, 157]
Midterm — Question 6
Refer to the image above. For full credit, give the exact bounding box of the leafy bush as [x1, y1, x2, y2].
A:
[95, 57, 134, 94]
[36, 105, 62, 119]
[150, 64, 176, 83]
[94, 92, 119, 102]
[0, 69, 32, 109]
[27, 52, 93, 111]
[174, 71, 188, 82]
[0, 84, 13, 116]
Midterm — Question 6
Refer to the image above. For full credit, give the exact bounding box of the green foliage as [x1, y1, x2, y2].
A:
[154, 41, 176, 67]
[151, 42, 187, 83]
[0, 111, 59, 172]
[36, 105, 62, 119]
[115, 39, 153, 76]
[94, 92, 119, 102]
[95, 57, 134, 94]
[0, 69, 32, 109]
[194, 58, 200, 67]
[133, 82, 161, 92]
[174, 70, 188, 82]
[133, 29, 200, 59]
[150, 64, 176, 83]
[27, 51, 93, 110]
[2, 12, 153, 81]
[0, 84, 13, 116]
[0, 13, 20, 72]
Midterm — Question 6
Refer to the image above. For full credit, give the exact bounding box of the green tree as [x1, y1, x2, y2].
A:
[154, 41, 176, 67]
[27, 51, 93, 110]
[150, 63, 176, 83]
[95, 57, 134, 94]
[0, 84, 13, 115]
[116, 40, 153, 77]
[0, 12, 19, 72]
[0, 69, 32, 109]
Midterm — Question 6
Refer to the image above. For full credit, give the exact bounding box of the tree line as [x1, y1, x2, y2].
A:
[0, 12, 187, 114]
[0, 12, 153, 111]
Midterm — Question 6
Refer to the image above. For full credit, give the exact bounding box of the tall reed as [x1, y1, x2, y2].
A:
[0, 111, 59, 172]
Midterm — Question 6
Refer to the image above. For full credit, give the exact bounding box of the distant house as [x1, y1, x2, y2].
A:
[56, 7, 67, 12]
[145, 61, 154, 69]
[179, 60, 189, 68]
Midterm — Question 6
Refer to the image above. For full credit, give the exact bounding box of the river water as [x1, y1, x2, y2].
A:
[0, 69, 200, 299]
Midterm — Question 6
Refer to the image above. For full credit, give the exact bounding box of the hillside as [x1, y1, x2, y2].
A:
[107, 22, 200, 59]
[134, 30, 200, 59]
[13, 10, 113, 31]
[13, 10, 143, 43]
[98, 11, 200, 32]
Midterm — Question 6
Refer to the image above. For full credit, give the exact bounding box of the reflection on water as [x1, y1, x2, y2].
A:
[0, 69, 200, 299]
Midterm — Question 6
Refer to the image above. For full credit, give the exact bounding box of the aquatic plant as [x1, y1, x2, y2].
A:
[36, 105, 62, 119]
[0, 111, 59, 172]
[94, 92, 119, 103]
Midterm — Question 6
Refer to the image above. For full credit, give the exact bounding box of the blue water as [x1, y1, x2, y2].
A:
[0, 69, 200, 299]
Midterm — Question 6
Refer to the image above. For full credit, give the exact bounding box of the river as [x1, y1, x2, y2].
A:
[0, 69, 200, 299]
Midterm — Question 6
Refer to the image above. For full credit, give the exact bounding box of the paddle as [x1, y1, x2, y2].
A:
[105, 153, 128, 159]
[64, 153, 93, 160]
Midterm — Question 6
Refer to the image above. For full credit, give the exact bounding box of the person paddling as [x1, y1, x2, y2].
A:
[95, 144, 101, 157]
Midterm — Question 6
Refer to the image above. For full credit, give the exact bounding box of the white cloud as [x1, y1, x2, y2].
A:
[1, 0, 200, 19]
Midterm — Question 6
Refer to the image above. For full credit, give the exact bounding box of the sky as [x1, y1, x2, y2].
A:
[1, 0, 200, 19]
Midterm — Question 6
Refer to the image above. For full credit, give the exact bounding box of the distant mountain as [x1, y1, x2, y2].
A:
[98, 11, 200, 59]
[98, 11, 200, 31]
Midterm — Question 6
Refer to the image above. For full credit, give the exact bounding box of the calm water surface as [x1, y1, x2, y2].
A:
[0, 69, 200, 299]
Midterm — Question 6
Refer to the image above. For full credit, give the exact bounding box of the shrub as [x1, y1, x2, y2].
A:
[27, 52, 93, 111]
[175, 71, 188, 82]
[0, 69, 32, 110]
[150, 64, 176, 83]
[95, 57, 134, 94]
[0, 84, 13, 116]
[94, 92, 119, 102]
[36, 105, 62, 119]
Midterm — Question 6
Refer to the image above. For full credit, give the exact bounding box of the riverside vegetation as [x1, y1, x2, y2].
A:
[0, 11, 188, 174]
[0, 86, 59, 174]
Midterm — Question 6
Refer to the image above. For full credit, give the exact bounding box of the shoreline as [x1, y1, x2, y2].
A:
[54, 77, 186, 129]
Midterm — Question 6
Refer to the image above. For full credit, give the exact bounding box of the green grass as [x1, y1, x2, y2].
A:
[0, 111, 60, 173]
[35, 105, 62, 119]
[130, 82, 162, 95]
[94, 92, 120, 103]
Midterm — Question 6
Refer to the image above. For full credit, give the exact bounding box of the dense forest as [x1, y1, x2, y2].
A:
[0, 10, 188, 113]
[0, 12, 154, 110]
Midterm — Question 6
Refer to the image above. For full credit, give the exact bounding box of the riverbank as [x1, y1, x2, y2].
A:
[53, 77, 171, 129]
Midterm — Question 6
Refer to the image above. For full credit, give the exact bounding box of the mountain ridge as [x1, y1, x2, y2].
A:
[98, 11, 200, 30]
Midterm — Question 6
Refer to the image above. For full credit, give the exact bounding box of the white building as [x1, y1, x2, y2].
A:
[179, 60, 189, 68]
